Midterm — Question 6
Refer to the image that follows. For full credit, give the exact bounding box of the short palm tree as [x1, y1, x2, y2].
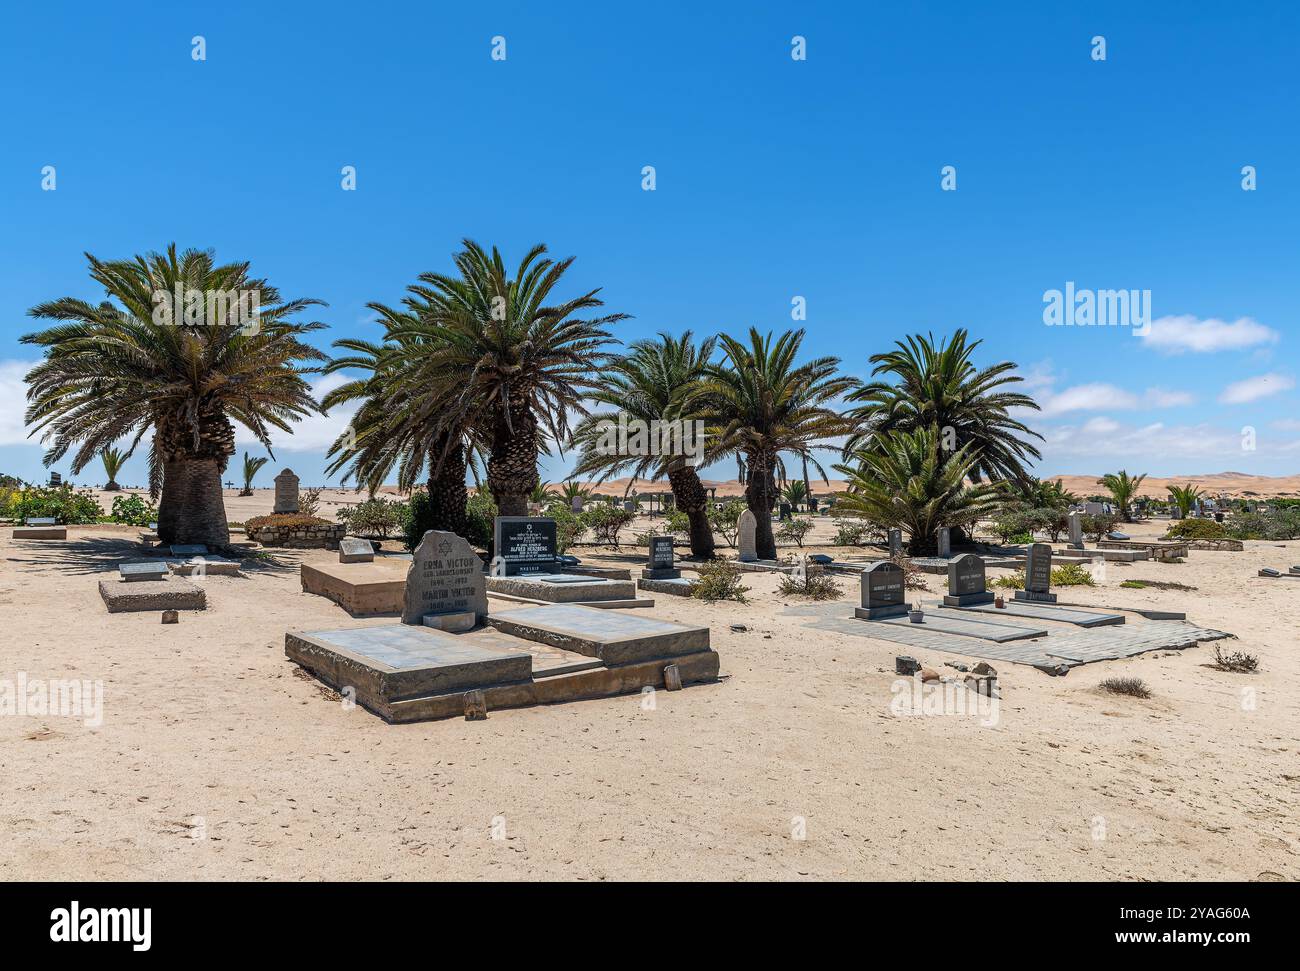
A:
[383, 241, 624, 517]
[1098, 470, 1147, 522]
[691, 328, 855, 560]
[22, 245, 326, 546]
[100, 446, 125, 491]
[559, 480, 591, 504]
[844, 330, 1042, 484]
[1167, 483, 1203, 519]
[833, 427, 1002, 555]
[571, 331, 718, 558]
[781, 479, 809, 511]
[240, 452, 269, 496]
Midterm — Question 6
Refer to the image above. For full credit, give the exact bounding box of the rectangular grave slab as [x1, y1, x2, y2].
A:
[301, 560, 410, 616]
[99, 577, 206, 613]
[487, 603, 710, 666]
[170, 544, 208, 557]
[12, 526, 67, 540]
[939, 601, 1125, 628]
[637, 576, 696, 597]
[26, 517, 57, 526]
[119, 561, 170, 582]
[485, 574, 637, 604]
[869, 610, 1048, 643]
[338, 538, 375, 564]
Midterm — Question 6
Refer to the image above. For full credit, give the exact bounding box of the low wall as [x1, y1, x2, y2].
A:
[248, 521, 346, 549]
[1188, 539, 1244, 552]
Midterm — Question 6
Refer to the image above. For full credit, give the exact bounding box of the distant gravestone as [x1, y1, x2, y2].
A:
[644, 535, 680, 579]
[49, 472, 62, 487]
[273, 469, 300, 514]
[937, 527, 951, 558]
[402, 530, 487, 626]
[571, 496, 584, 513]
[493, 517, 558, 576]
[737, 509, 758, 562]
[854, 561, 908, 619]
[623, 498, 636, 512]
[119, 561, 169, 583]
[888, 529, 902, 556]
[1068, 511, 1084, 549]
[1084, 501, 1104, 516]
[1015, 543, 1057, 603]
[779, 502, 792, 522]
[944, 553, 993, 606]
[339, 538, 375, 564]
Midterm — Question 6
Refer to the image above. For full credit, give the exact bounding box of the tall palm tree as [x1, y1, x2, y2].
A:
[1098, 470, 1147, 522]
[691, 328, 854, 560]
[833, 427, 1002, 555]
[844, 329, 1042, 484]
[571, 331, 718, 558]
[240, 451, 269, 496]
[1167, 483, 1203, 519]
[381, 241, 624, 517]
[100, 446, 125, 491]
[22, 245, 326, 546]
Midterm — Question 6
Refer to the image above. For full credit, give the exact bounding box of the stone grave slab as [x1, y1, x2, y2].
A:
[403, 530, 488, 626]
[637, 576, 696, 597]
[941, 600, 1125, 628]
[100, 576, 206, 613]
[119, 561, 170, 582]
[869, 610, 1048, 643]
[339, 538, 375, 564]
[487, 603, 709, 665]
[300, 558, 411, 616]
[485, 573, 639, 605]
[13, 525, 67, 540]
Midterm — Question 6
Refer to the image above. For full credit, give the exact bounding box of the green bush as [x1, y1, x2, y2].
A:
[691, 560, 750, 603]
[1223, 510, 1300, 541]
[708, 499, 747, 548]
[110, 494, 157, 526]
[776, 517, 815, 548]
[1163, 518, 1227, 540]
[1052, 562, 1096, 586]
[664, 509, 690, 537]
[338, 497, 406, 538]
[778, 570, 841, 600]
[463, 491, 498, 549]
[543, 503, 587, 552]
[8, 484, 104, 524]
[580, 504, 636, 546]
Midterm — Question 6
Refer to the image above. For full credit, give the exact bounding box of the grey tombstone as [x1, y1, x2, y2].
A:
[273, 469, 300, 514]
[571, 495, 584, 514]
[403, 530, 488, 626]
[888, 528, 902, 556]
[854, 561, 908, 619]
[937, 526, 951, 559]
[1259, 567, 1281, 578]
[339, 538, 375, 564]
[1084, 501, 1104, 516]
[644, 535, 680, 579]
[492, 516, 558, 576]
[944, 553, 993, 606]
[119, 561, 170, 583]
[1068, 510, 1084, 549]
[1015, 543, 1057, 603]
[623, 498, 636, 512]
[737, 509, 758, 562]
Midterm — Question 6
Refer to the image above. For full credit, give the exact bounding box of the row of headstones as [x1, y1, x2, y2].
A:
[860, 545, 1058, 617]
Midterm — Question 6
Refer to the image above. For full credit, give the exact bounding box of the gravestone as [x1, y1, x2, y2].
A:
[1259, 567, 1281, 577]
[944, 553, 993, 606]
[402, 530, 488, 627]
[493, 517, 558, 576]
[1015, 543, 1057, 603]
[119, 561, 170, 583]
[49, 472, 62, 487]
[338, 538, 375, 564]
[888, 529, 902, 556]
[779, 502, 792, 522]
[170, 544, 208, 557]
[1068, 511, 1083, 549]
[1084, 501, 1104, 516]
[571, 496, 584, 514]
[854, 560, 908, 619]
[273, 469, 300, 514]
[737, 509, 758, 562]
[937, 527, 951, 558]
[623, 498, 636, 512]
[644, 535, 680, 579]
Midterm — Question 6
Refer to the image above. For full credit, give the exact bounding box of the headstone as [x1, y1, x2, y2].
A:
[273, 469, 300, 514]
[493, 517, 558, 576]
[119, 561, 170, 583]
[937, 527, 951, 558]
[888, 528, 902, 556]
[854, 561, 908, 619]
[463, 689, 488, 721]
[403, 530, 488, 626]
[49, 472, 62, 487]
[737, 509, 758, 562]
[663, 664, 683, 691]
[644, 535, 680, 579]
[1068, 510, 1083, 549]
[1084, 501, 1104, 516]
[161, 609, 179, 624]
[622, 498, 636, 512]
[1015, 543, 1057, 603]
[943, 553, 993, 606]
[778, 502, 792, 522]
[339, 538, 375, 564]
[571, 496, 584, 513]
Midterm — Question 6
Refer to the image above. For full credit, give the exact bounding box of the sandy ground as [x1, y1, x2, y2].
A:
[1, 510, 1297, 882]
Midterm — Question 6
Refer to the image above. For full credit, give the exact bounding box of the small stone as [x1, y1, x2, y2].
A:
[920, 668, 941, 682]
[730, 624, 749, 633]
[463, 690, 487, 721]
[663, 664, 683, 691]
[945, 661, 970, 672]
[895, 655, 921, 676]
[971, 661, 997, 676]
[161, 610, 178, 624]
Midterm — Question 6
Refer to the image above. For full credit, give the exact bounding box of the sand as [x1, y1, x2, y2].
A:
[1, 504, 1296, 881]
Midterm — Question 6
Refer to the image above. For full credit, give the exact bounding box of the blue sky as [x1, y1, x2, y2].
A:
[2, 1, 1297, 488]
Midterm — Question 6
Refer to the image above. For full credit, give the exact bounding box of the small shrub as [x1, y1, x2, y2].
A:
[691, 560, 750, 603]
[778, 570, 842, 600]
[463, 491, 497, 549]
[1211, 645, 1258, 673]
[1080, 513, 1118, 542]
[1121, 578, 1197, 592]
[1163, 518, 1227, 540]
[831, 518, 877, 546]
[890, 551, 929, 590]
[663, 509, 690, 537]
[337, 497, 405, 538]
[991, 571, 1025, 589]
[245, 514, 330, 531]
[8, 484, 104, 524]
[708, 499, 747, 548]
[1099, 677, 1151, 699]
[580, 505, 636, 546]
[1051, 562, 1096, 586]
[110, 494, 157, 526]
[776, 517, 815, 548]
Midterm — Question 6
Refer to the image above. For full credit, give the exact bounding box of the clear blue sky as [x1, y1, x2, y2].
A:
[2, 1, 1297, 488]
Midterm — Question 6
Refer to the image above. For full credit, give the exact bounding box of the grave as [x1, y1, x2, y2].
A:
[943, 553, 994, 606]
[493, 517, 558, 575]
[941, 600, 1124, 628]
[273, 469, 300, 514]
[119, 561, 170, 583]
[300, 556, 413, 616]
[737, 510, 758, 562]
[636, 575, 697, 597]
[100, 575, 207, 613]
[888, 529, 902, 556]
[338, 538, 375, 564]
[1014, 543, 1057, 603]
[487, 516, 648, 607]
[872, 610, 1047, 643]
[1068, 511, 1083, 549]
[937, 527, 951, 559]
[853, 561, 908, 620]
[403, 530, 488, 632]
[170, 544, 208, 558]
[642, 536, 680, 579]
[13, 520, 67, 540]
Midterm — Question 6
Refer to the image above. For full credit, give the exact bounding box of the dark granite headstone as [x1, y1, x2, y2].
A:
[1015, 543, 1057, 603]
[402, 530, 488, 625]
[492, 517, 557, 576]
[644, 535, 680, 579]
[855, 560, 908, 619]
[887, 528, 902, 556]
[944, 553, 993, 606]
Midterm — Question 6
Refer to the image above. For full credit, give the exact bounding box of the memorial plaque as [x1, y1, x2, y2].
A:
[339, 538, 375, 564]
[1015, 543, 1057, 603]
[855, 561, 908, 619]
[643, 535, 680, 579]
[944, 553, 993, 606]
[26, 517, 57, 526]
[170, 544, 208, 557]
[402, 530, 488, 625]
[492, 517, 557, 576]
[273, 468, 300, 514]
[119, 561, 170, 582]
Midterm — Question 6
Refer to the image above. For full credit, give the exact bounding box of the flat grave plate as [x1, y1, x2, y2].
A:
[170, 544, 208, 557]
[940, 601, 1125, 628]
[119, 561, 170, 582]
[528, 573, 603, 585]
[305, 624, 526, 671]
[867, 611, 1048, 643]
[26, 517, 57, 525]
[488, 603, 709, 665]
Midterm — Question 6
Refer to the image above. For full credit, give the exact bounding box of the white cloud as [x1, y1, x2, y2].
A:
[1218, 372, 1294, 405]
[1035, 382, 1195, 416]
[1040, 420, 1245, 461]
[233, 372, 359, 452]
[0, 360, 38, 446]
[1138, 315, 1279, 355]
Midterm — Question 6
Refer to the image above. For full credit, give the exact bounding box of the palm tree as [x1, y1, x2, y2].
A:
[691, 328, 854, 560]
[382, 241, 624, 517]
[559, 480, 591, 504]
[833, 427, 1002, 555]
[100, 446, 125, 491]
[844, 330, 1042, 484]
[22, 245, 326, 546]
[240, 452, 269, 496]
[1167, 483, 1203, 519]
[530, 482, 555, 504]
[781, 479, 809, 511]
[571, 331, 718, 558]
[1098, 470, 1147, 522]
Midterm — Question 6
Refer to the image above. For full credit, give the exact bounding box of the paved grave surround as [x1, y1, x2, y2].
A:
[100, 576, 207, 613]
[493, 517, 558, 575]
[485, 573, 638, 604]
[300, 558, 410, 616]
[403, 530, 488, 626]
[940, 601, 1124, 628]
[737, 510, 758, 562]
[855, 560, 908, 619]
[944, 553, 994, 606]
[867, 610, 1048, 642]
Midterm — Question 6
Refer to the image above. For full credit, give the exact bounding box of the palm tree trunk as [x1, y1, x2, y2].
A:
[104, 480, 121, 492]
[666, 463, 715, 559]
[801, 454, 811, 512]
[745, 449, 778, 560]
[487, 394, 538, 517]
[427, 439, 468, 536]
[158, 456, 230, 547]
